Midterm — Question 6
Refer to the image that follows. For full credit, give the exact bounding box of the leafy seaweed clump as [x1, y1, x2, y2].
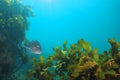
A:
[0, 0, 33, 80]
[26, 38, 120, 80]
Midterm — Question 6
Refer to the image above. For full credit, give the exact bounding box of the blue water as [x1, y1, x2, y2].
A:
[22, 0, 120, 57]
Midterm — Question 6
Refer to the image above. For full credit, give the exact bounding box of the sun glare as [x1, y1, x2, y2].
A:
[40, 0, 54, 3]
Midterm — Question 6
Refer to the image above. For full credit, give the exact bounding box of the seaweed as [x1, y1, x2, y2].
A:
[26, 38, 120, 80]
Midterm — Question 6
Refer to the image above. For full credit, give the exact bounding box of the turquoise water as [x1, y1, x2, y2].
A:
[22, 0, 120, 56]
[0, 0, 120, 80]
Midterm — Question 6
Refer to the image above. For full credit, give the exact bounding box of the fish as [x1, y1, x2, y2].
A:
[24, 40, 42, 54]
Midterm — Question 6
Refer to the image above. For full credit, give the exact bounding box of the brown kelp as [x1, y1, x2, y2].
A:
[26, 38, 120, 80]
[0, 0, 33, 80]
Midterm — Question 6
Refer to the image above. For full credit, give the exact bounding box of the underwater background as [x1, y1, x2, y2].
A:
[0, 0, 120, 80]
[22, 0, 120, 57]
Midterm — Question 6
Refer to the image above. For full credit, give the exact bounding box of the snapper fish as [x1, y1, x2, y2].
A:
[24, 40, 42, 54]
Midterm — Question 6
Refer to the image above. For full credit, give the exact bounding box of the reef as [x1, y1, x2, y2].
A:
[0, 0, 33, 80]
[26, 38, 120, 80]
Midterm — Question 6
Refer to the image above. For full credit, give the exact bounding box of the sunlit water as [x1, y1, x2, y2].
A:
[22, 0, 120, 57]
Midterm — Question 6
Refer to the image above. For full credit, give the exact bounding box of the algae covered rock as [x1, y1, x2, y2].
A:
[0, 0, 33, 79]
